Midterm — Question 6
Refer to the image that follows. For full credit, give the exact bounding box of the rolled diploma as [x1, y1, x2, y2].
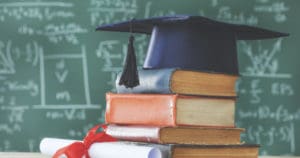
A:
[40, 138, 163, 158]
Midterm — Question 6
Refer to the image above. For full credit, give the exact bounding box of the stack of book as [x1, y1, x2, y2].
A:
[39, 15, 288, 157]
[105, 68, 259, 158]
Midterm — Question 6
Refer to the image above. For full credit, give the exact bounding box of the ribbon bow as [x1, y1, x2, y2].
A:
[53, 124, 117, 158]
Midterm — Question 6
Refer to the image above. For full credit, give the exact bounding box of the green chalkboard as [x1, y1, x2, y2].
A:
[0, 0, 299, 156]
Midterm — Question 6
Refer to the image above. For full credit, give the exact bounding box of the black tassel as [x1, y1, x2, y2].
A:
[118, 35, 139, 88]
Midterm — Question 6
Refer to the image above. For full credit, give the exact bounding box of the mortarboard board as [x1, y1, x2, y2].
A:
[96, 15, 288, 88]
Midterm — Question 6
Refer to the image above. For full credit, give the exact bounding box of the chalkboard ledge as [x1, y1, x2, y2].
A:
[0, 152, 49, 158]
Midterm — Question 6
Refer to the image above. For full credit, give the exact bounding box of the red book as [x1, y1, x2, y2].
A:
[106, 93, 235, 127]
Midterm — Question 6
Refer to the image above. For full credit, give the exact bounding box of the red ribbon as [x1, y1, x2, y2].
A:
[53, 124, 117, 158]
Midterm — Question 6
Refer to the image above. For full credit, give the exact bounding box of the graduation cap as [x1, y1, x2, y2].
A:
[96, 15, 288, 88]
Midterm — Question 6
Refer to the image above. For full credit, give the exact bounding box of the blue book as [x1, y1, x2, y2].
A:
[116, 68, 238, 97]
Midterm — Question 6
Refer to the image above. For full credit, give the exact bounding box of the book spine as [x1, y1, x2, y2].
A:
[116, 68, 176, 94]
[105, 93, 177, 126]
[106, 125, 161, 143]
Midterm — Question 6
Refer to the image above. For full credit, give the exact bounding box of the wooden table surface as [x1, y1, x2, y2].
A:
[0, 152, 299, 158]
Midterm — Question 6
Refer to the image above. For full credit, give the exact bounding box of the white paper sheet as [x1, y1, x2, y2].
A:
[40, 137, 165, 158]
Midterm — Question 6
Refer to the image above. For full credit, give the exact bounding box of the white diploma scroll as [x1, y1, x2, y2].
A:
[40, 138, 164, 158]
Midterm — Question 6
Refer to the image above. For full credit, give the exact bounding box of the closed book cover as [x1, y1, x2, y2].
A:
[113, 142, 259, 158]
[106, 125, 244, 145]
[169, 144, 259, 158]
[116, 68, 238, 97]
[105, 93, 235, 127]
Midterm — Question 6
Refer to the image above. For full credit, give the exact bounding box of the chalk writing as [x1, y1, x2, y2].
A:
[0, 124, 21, 135]
[235, 8, 295, 153]
[246, 123, 295, 154]
[4, 80, 39, 97]
[46, 109, 86, 120]
[240, 39, 292, 79]
[239, 105, 300, 122]
[44, 23, 87, 44]
[18, 23, 88, 44]
[0, 40, 41, 76]
[144, 2, 175, 18]
[254, 1, 289, 23]
[8, 108, 25, 123]
[55, 70, 68, 83]
[96, 40, 122, 69]
[56, 59, 65, 69]
[249, 79, 263, 104]
[0, 105, 29, 111]
[236, 79, 264, 103]
[151, 10, 176, 17]
[56, 91, 71, 102]
[96, 40, 123, 88]
[0, 2, 74, 22]
[271, 82, 294, 96]
[0, 41, 15, 74]
[96, 37, 148, 67]
[68, 123, 94, 137]
[38, 46, 92, 107]
[95, 36, 148, 90]
[211, 0, 219, 7]
[28, 139, 36, 152]
[236, 79, 246, 94]
[88, 0, 138, 25]
[0, 41, 95, 109]
[68, 129, 83, 137]
[33, 104, 100, 110]
[236, 79, 294, 98]
[217, 6, 258, 25]
[55, 59, 69, 83]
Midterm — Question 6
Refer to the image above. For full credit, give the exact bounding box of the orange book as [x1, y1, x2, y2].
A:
[106, 93, 235, 127]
